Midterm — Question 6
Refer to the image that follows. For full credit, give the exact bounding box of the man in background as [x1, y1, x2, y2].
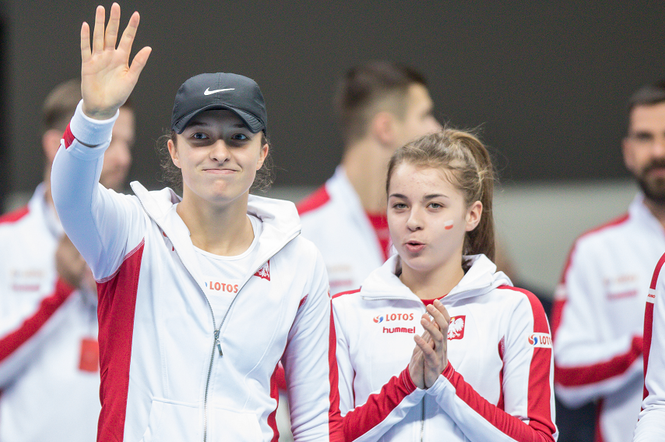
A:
[298, 60, 442, 294]
[0, 79, 134, 442]
[552, 80, 665, 442]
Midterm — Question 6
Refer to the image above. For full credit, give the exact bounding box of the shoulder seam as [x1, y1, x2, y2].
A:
[296, 185, 331, 215]
[0, 205, 30, 224]
[332, 288, 362, 299]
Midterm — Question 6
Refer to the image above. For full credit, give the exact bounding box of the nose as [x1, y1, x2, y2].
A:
[406, 207, 424, 231]
[652, 136, 665, 157]
[210, 139, 231, 163]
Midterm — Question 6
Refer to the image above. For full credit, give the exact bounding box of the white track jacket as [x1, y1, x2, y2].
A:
[633, 252, 665, 440]
[298, 167, 387, 295]
[552, 195, 665, 442]
[0, 186, 101, 442]
[333, 254, 557, 441]
[51, 104, 342, 442]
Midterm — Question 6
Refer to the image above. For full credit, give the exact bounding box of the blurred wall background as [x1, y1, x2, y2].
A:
[1, 0, 663, 297]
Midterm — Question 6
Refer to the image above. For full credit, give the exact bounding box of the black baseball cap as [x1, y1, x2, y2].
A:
[171, 73, 267, 134]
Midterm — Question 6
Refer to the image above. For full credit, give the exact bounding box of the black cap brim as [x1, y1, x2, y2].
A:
[173, 104, 265, 134]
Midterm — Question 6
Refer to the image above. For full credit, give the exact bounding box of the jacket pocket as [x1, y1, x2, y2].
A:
[139, 399, 264, 441]
[139, 399, 201, 442]
[206, 407, 263, 441]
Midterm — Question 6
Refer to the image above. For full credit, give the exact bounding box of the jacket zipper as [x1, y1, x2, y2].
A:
[200, 240, 295, 442]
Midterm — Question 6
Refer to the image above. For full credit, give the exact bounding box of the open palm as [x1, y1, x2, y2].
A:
[80, 3, 151, 120]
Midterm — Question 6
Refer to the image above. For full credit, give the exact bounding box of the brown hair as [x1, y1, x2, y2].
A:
[155, 131, 273, 195]
[386, 129, 496, 266]
[628, 80, 665, 113]
[334, 60, 427, 146]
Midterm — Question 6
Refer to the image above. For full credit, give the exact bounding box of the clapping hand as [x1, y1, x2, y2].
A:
[80, 3, 151, 120]
[409, 300, 451, 389]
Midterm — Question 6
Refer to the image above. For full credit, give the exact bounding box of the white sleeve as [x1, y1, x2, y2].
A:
[51, 101, 143, 280]
[426, 290, 557, 442]
[552, 241, 642, 407]
[634, 253, 665, 441]
[282, 247, 343, 441]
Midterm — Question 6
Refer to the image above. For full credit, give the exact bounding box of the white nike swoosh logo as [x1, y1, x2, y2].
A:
[204, 87, 235, 95]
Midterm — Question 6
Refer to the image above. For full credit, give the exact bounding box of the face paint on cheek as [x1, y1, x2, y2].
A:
[444, 220, 454, 230]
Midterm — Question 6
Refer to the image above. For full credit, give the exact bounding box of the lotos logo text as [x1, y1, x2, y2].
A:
[206, 281, 239, 294]
[447, 316, 466, 340]
[528, 333, 552, 348]
[374, 312, 414, 324]
[254, 261, 271, 281]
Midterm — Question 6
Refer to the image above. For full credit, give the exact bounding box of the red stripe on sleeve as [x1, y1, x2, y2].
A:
[555, 336, 643, 387]
[642, 252, 665, 399]
[268, 363, 283, 442]
[0, 278, 75, 362]
[96, 241, 144, 442]
[443, 363, 554, 442]
[342, 367, 417, 441]
[63, 124, 75, 149]
[328, 300, 344, 441]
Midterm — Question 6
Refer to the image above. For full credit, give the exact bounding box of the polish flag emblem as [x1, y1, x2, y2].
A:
[447, 315, 466, 340]
[254, 261, 271, 281]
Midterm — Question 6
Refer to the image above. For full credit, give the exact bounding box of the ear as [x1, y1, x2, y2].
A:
[42, 129, 64, 164]
[167, 138, 181, 168]
[256, 141, 269, 170]
[465, 201, 483, 232]
[370, 111, 396, 146]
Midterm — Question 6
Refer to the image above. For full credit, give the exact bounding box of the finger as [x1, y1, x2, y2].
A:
[427, 302, 450, 333]
[117, 11, 141, 62]
[433, 300, 451, 322]
[92, 5, 106, 54]
[80, 22, 91, 63]
[414, 334, 436, 358]
[127, 46, 152, 81]
[421, 314, 444, 343]
[104, 2, 121, 50]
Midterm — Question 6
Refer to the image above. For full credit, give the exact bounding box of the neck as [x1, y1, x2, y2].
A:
[644, 197, 665, 230]
[399, 255, 465, 301]
[177, 191, 254, 256]
[342, 139, 393, 213]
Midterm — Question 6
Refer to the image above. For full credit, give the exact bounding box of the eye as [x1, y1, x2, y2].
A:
[392, 202, 408, 210]
[428, 202, 443, 209]
[231, 133, 249, 141]
[192, 132, 209, 140]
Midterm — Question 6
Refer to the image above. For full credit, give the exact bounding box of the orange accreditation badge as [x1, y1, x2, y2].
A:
[79, 337, 99, 372]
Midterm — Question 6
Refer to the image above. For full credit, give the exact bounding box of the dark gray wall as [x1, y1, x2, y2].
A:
[5, 1, 665, 201]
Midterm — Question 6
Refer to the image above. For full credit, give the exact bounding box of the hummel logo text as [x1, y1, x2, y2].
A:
[204, 87, 235, 95]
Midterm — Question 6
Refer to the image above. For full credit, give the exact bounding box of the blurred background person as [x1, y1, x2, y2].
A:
[297, 60, 442, 295]
[552, 80, 665, 442]
[0, 78, 134, 442]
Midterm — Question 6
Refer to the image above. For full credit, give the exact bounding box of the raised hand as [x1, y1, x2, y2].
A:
[80, 3, 151, 120]
[414, 300, 450, 388]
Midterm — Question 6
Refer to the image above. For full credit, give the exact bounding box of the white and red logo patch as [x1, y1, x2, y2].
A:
[447, 316, 466, 340]
[528, 333, 552, 348]
[254, 261, 270, 281]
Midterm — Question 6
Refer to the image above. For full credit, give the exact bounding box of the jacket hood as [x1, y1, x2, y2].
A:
[129, 181, 302, 283]
[360, 254, 512, 304]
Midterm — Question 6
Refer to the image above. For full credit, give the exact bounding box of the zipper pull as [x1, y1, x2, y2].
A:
[214, 330, 223, 356]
